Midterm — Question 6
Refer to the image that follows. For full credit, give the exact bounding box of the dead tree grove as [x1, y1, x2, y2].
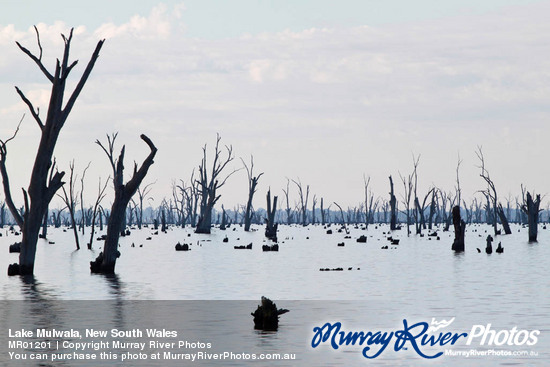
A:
[90, 133, 157, 274]
[1, 27, 104, 275]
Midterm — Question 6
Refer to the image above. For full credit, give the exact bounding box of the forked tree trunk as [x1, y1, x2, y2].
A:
[2, 28, 104, 275]
[90, 134, 157, 274]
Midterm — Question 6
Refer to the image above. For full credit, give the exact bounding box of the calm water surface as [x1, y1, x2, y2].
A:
[0, 223, 548, 366]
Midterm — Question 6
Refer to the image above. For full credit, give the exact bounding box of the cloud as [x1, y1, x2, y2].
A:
[1, 2, 550, 207]
[94, 4, 176, 40]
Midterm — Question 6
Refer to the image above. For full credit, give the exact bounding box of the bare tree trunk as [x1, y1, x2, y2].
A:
[497, 204, 512, 235]
[88, 177, 108, 249]
[40, 209, 48, 238]
[389, 176, 397, 230]
[195, 135, 238, 234]
[292, 179, 309, 226]
[90, 133, 157, 274]
[451, 206, 465, 252]
[1, 28, 104, 275]
[320, 198, 326, 225]
[265, 189, 278, 241]
[242, 156, 263, 232]
[428, 190, 436, 230]
[522, 191, 541, 242]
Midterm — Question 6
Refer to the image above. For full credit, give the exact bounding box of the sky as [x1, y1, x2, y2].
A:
[0, 0, 549, 212]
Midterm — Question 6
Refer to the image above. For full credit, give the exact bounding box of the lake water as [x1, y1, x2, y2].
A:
[0, 223, 549, 366]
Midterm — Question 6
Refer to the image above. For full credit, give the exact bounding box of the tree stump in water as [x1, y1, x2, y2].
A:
[451, 206, 465, 252]
[485, 235, 493, 254]
[251, 297, 289, 331]
[7, 263, 20, 276]
[9, 242, 21, 253]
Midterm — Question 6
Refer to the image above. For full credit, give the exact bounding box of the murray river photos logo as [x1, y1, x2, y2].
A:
[311, 318, 540, 359]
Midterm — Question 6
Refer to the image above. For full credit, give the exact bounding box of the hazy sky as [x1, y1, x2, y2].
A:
[0, 1, 549, 212]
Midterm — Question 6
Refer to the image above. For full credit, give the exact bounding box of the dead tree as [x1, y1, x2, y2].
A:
[292, 178, 309, 226]
[59, 161, 80, 250]
[320, 197, 326, 225]
[451, 206, 465, 252]
[282, 178, 293, 224]
[88, 176, 109, 249]
[180, 170, 198, 227]
[1, 28, 104, 275]
[363, 175, 372, 228]
[79, 162, 91, 234]
[241, 156, 263, 232]
[476, 147, 511, 235]
[400, 171, 413, 236]
[428, 189, 437, 230]
[333, 202, 346, 226]
[311, 195, 317, 224]
[410, 154, 433, 234]
[195, 134, 238, 234]
[172, 181, 186, 227]
[41, 158, 58, 239]
[389, 176, 397, 230]
[90, 133, 157, 274]
[135, 182, 154, 229]
[521, 189, 541, 242]
[265, 189, 278, 240]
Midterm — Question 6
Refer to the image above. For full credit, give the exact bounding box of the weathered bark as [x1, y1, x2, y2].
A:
[265, 189, 278, 241]
[91, 134, 157, 274]
[451, 206, 465, 252]
[293, 179, 309, 226]
[60, 161, 80, 250]
[389, 176, 397, 230]
[497, 204, 512, 235]
[522, 192, 541, 242]
[428, 190, 436, 230]
[88, 177, 108, 249]
[195, 135, 237, 234]
[242, 157, 263, 232]
[1, 27, 104, 275]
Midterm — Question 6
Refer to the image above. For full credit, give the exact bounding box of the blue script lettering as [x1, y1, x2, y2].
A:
[311, 319, 468, 359]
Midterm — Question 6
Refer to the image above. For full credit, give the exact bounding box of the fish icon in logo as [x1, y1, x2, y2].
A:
[427, 317, 455, 333]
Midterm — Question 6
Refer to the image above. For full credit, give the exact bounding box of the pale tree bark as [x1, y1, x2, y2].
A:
[1, 27, 104, 275]
[282, 179, 293, 224]
[135, 182, 154, 229]
[292, 178, 309, 226]
[79, 162, 90, 234]
[88, 176, 109, 249]
[476, 146, 511, 235]
[90, 133, 157, 274]
[241, 156, 263, 232]
[59, 161, 81, 250]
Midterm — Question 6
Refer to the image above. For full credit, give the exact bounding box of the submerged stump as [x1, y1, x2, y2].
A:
[251, 297, 289, 331]
[451, 206, 465, 252]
